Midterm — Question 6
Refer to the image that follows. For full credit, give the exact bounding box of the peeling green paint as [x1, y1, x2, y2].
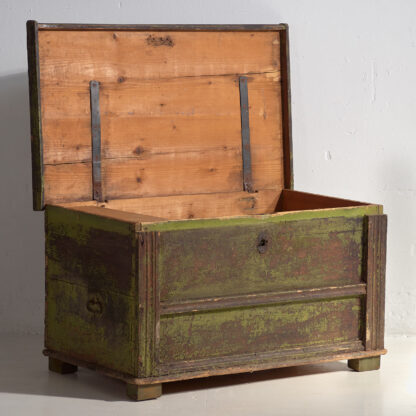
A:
[46, 279, 137, 375]
[47, 205, 133, 238]
[142, 205, 382, 232]
[158, 216, 365, 302]
[159, 297, 362, 363]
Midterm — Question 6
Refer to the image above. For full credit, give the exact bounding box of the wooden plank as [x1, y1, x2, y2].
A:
[364, 215, 387, 350]
[61, 190, 280, 220]
[26, 20, 44, 210]
[45, 205, 138, 296]
[41, 74, 281, 163]
[66, 205, 165, 224]
[277, 189, 369, 212]
[35, 29, 284, 205]
[137, 231, 159, 377]
[45, 278, 138, 376]
[279, 24, 294, 189]
[160, 284, 367, 314]
[143, 204, 382, 232]
[38, 23, 287, 31]
[158, 216, 366, 303]
[159, 297, 363, 363]
[40, 72, 283, 203]
[44, 148, 283, 204]
[44, 346, 387, 385]
[38, 30, 280, 83]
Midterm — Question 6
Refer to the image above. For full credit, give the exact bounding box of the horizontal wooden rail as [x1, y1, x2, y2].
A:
[160, 283, 367, 315]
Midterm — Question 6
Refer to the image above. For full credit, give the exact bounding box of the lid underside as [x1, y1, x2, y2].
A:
[27, 23, 292, 209]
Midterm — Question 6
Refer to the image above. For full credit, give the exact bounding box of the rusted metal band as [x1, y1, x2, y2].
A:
[239, 76, 254, 193]
[90, 80, 103, 202]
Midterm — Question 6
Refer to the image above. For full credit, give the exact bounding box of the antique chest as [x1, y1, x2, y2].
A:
[26, 21, 387, 401]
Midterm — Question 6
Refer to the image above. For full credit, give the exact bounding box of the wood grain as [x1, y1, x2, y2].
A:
[37, 30, 283, 205]
[159, 297, 363, 363]
[41, 74, 281, 164]
[277, 189, 368, 212]
[364, 215, 387, 350]
[44, 346, 387, 385]
[158, 216, 366, 302]
[61, 190, 280, 221]
[38, 30, 280, 83]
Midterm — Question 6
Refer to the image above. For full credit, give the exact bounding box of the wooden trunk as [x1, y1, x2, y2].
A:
[27, 21, 387, 401]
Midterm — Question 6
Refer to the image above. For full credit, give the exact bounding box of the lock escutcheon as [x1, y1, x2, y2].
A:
[257, 232, 269, 254]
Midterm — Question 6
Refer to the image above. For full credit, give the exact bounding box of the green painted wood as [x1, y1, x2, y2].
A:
[126, 383, 162, 401]
[158, 216, 365, 303]
[137, 232, 159, 378]
[45, 279, 138, 376]
[46, 205, 137, 296]
[48, 357, 77, 374]
[364, 215, 387, 351]
[142, 204, 382, 232]
[26, 20, 44, 210]
[348, 356, 380, 371]
[45, 205, 139, 376]
[159, 297, 363, 364]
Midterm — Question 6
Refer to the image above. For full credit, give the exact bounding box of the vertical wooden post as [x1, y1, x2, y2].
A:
[137, 231, 160, 378]
[364, 215, 387, 351]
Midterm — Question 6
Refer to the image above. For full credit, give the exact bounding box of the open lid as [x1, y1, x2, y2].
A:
[27, 22, 292, 210]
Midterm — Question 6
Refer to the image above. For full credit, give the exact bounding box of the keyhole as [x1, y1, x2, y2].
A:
[257, 234, 269, 254]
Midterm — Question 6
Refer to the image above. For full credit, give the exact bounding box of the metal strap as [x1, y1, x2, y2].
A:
[89, 80, 103, 202]
[239, 76, 254, 193]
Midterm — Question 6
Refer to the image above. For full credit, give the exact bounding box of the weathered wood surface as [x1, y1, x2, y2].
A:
[35, 29, 284, 205]
[44, 346, 387, 385]
[364, 215, 387, 350]
[138, 231, 159, 378]
[37, 23, 287, 31]
[348, 356, 381, 371]
[38, 30, 280, 82]
[157, 216, 366, 302]
[46, 205, 137, 295]
[45, 278, 138, 376]
[159, 297, 363, 364]
[141, 203, 382, 232]
[160, 284, 367, 315]
[62, 190, 280, 220]
[27, 20, 43, 210]
[44, 206, 387, 383]
[45, 205, 139, 376]
[60, 190, 381, 227]
[279, 27, 293, 189]
[126, 383, 162, 401]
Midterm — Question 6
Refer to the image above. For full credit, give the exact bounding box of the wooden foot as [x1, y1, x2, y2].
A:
[48, 357, 78, 374]
[348, 356, 380, 372]
[126, 383, 162, 401]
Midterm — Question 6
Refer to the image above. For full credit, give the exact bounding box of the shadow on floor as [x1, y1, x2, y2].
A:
[0, 335, 349, 402]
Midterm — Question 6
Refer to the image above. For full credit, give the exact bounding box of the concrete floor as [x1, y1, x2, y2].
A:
[0, 335, 415, 416]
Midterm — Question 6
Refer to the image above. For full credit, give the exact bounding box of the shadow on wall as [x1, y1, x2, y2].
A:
[0, 72, 44, 333]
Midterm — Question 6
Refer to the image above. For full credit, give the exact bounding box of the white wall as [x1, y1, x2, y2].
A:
[0, 0, 415, 335]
